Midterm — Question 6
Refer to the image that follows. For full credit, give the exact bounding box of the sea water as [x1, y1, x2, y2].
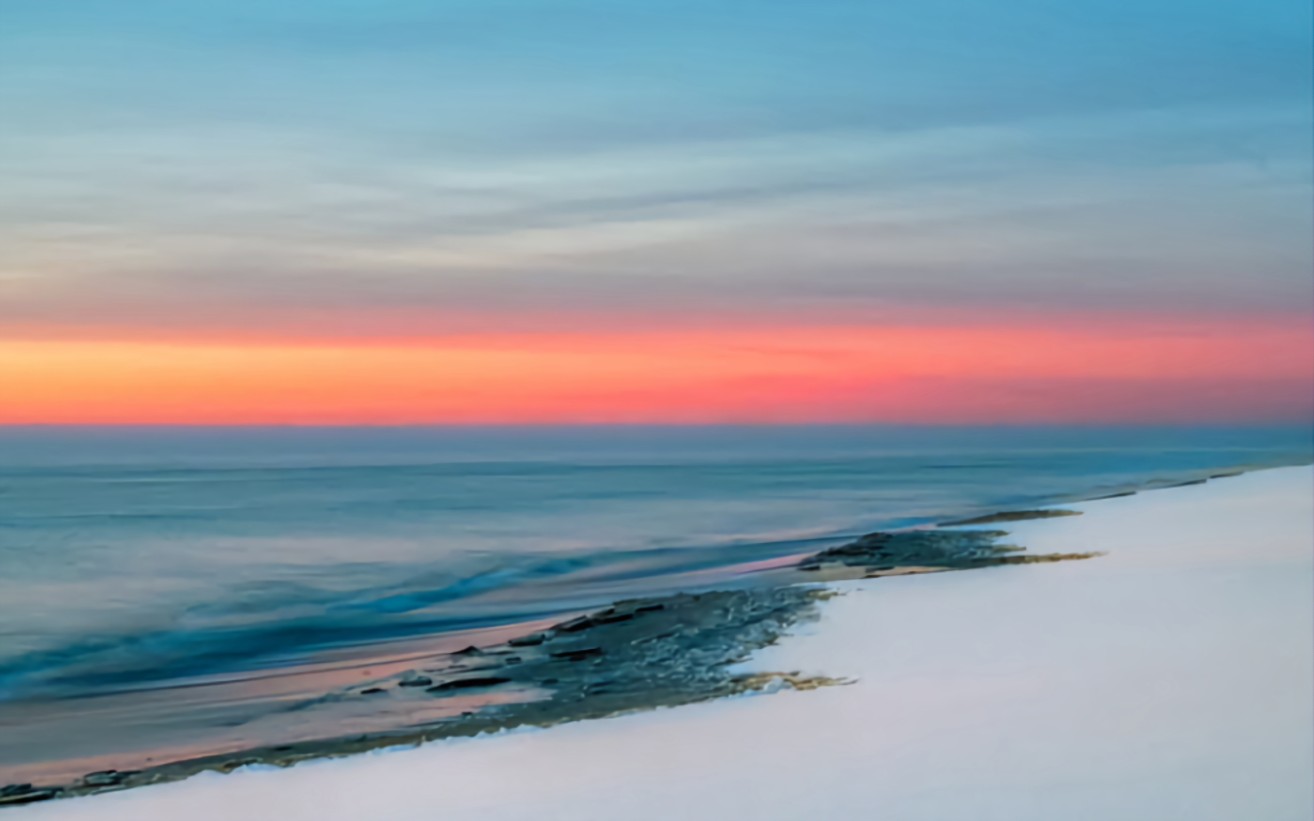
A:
[1, 425, 1309, 702]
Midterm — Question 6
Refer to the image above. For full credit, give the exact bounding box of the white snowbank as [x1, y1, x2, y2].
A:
[21, 466, 1314, 820]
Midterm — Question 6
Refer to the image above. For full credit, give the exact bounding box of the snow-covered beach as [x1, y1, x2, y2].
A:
[17, 465, 1313, 820]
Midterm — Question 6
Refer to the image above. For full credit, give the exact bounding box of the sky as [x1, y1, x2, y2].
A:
[1, 0, 1311, 424]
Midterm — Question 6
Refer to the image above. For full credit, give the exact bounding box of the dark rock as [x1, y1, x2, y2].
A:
[82, 770, 127, 788]
[360, 687, 386, 695]
[808, 528, 1017, 572]
[635, 603, 666, 613]
[1, 785, 33, 797]
[508, 633, 545, 647]
[593, 612, 635, 625]
[452, 645, 484, 657]
[0, 788, 58, 806]
[427, 676, 511, 692]
[938, 509, 1081, 527]
[551, 647, 603, 662]
[1092, 490, 1137, 500]
[555, 616, 595, 633]
[398, 674, 433, 688]
[217, 757, 260, 773]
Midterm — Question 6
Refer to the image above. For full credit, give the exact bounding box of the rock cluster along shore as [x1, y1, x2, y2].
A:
[0, 770, 134, 807]
[4, 517, 1096, 807]
[937, 509, 1082, 527]
[1, 784, 60, 807]
[799, 525, 1099, 576]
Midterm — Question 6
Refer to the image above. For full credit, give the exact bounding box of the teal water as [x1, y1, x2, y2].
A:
[1, 425, 1309, 701]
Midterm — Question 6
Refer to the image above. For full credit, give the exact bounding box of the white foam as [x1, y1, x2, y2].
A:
[21, 466, 1313, 820]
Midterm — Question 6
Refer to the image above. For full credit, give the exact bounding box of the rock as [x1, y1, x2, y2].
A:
[82, 770, 128, 788]
[398, 674, 433, 688]
[551, 647, 603, 662]
[0, 782, 60, 803]
[593, 612, 634, 625]
[452, 645, 484, 657]
[219, 758, 259, 773]
[1092, 490, 1137, 500]
[938, 508, 1081, 527]
[508, 633, 545, 647]
[0, 788, 58, 806]
[427, 676, 511, 692]
[360, 687, 386, 695]
[555, 616, 595, 633]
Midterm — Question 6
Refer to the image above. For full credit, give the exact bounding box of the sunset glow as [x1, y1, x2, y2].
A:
[5, 317, 1310, 424]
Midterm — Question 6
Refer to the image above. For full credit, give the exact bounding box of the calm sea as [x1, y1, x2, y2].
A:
[1, 425, 1309, 701]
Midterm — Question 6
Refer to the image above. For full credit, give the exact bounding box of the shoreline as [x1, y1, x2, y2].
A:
[1, 462, 1305, 809]
[0, 457, 1297, 703]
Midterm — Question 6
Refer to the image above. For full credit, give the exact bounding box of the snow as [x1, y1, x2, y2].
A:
[21, 466, 1314, 821]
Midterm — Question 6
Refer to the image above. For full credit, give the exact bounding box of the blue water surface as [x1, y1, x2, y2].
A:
[0, 425, 1308, 698]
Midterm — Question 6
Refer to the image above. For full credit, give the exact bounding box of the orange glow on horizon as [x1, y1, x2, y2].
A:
[2, 320, 1311, 425]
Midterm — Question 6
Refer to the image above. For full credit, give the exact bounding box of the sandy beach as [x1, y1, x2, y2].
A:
[13, 464, 1310, 820]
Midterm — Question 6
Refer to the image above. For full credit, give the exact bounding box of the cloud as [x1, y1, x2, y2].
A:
[0, 0, 1310, 342]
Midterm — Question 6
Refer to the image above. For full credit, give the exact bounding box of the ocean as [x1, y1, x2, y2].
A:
[2, 424, 1309, 707]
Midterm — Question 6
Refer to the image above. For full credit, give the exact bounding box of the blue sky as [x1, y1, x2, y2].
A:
[1, 0, 1311, 338]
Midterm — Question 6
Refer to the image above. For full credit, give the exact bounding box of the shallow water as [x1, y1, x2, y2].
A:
[1, 425, 1309, 703]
